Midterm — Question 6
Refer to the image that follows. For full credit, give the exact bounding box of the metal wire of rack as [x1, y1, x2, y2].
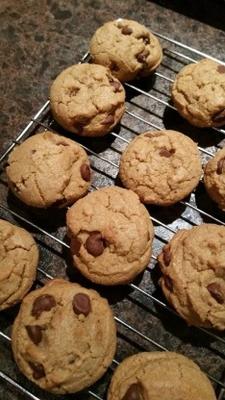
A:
[0, 30, 225, 400]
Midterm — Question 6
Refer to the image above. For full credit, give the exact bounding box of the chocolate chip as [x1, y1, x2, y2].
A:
[101, 114, 114, 125]
[31, 295, 56, 318]
[136, 49, 150, 63]
[71, 236, 81, 256]
[217, 65, 225, 74]
[212, 109, 225, 123]
[25, 325, 42, 345]
[121, 26, 133, 35]
[31, 149, 36, 154]
[207, 283, 224, 304]
[80, 164, 91, 181]
[85, 231, 106, 256]
[122, 383, 145, 400]
[110, 80, 122, 93]
[163, 246, 171, 266]
[159, 147, 176, 157]
[72, 293, 91, 316]
[29, 361, 45, 380]
[164, 276, 173, 291]
[139, 35, 150, 45]
[217, 157, 225, 174]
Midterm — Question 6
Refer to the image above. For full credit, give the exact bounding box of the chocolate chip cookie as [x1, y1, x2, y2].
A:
[172, 59, 225, 128]
[50, 63, 125, 136]
[204, 147, 225, 210]
[90, 19, 163, 82]
[119, 130, 202, 205]
[107, 352, 216, 400]
[6, 131, 91, 208]
[66, 186, 154, 285]
[11, 279, 117, 394]
[158, 224, 225, 330]
[0, 219, 39, 311]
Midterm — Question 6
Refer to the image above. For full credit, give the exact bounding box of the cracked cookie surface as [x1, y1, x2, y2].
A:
[158, 224, 225, 330]
[90, 19, 163, 82]
[0, 219, 38, 311]
[66, 186, 154, 285]
[50, 63, 125, 136]
[172, 58, 225, 128]
[204, 147, 225, 210]
[6, 131, 91, 208]
[107, 351, 216, 400]
[12, 279, 116, 394]
[119, 130, 202, 206]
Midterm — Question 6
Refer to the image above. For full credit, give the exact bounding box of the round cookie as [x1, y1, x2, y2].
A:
[204, 147, 225, 210]
[90, 19, 163, 82]
[11, 279, 117, 394]
[50, 63, 125, 136]
[158, 224, 225, 330]
[119, 130, 202, 206]
[107, 352, 216, 400]
[0, 219, 38, 311]
[6, 131, 91, 208]
[172, 58, 225, 128]
[66, 186, 154, 285]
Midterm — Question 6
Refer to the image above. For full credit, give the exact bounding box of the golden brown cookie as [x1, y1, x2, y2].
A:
[50, 63, 125, 136]
[90, 19, 163, 82]
[0, 219, 38, 311]
[119, 130, 202, 205]
[66, 186, 154, 285]
[6, 131, 91, 208]
[11, 279, 117, 394]
[158, 224, 225, 330]
[172, 59, 225, 128]
[107, 352, 216, 400]
[204, 147, 225, 210]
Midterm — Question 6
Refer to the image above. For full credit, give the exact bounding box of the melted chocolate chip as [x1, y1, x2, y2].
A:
[136, 49, 150, 63]
[80, 164, 91, 181]
[25, 325, 42, 345]
[159, 147, 176, 157]
[31, 294, 56, 318]
[217, 65, 225, 74]
[110, 80, 122, 93]
[207, 283, 224, 304]
[101, 114, 114, 125]
[85, 231, 106, 256]
[122, 383, 145, 400]
[71, 236, 81, 256]
[72, 293, 91, 316]
[212, 109, 225, 123]
[163, 246, 171, 266]
[142, 36, 150, 45]
[164, 276, 173, 291]
[121, 26, 133, 35]
[138, 34, 150, 45]
[217, 157, 225, 174]
[29, 361, 45, 380]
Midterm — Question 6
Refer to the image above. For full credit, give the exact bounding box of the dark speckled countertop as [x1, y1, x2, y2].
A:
[0, 1, 225, 399]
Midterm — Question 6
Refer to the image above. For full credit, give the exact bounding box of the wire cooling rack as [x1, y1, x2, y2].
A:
[0, 29, 225, 400]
